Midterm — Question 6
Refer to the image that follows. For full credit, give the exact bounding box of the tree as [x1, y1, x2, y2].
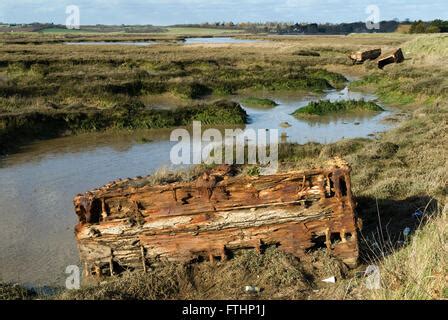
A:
[431, 19, 448, 32]
[426, 25, 441, 33]
[410, 21, 427, 33]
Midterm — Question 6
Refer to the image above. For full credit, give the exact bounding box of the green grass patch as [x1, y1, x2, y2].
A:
[292, 99, 384, 117]
[39, 28, 99, 34]
[191, 100, 247, 125]
[240, 97, 278, 108]
[0, 100, 247, 154]
[292, 50, 320, 57]
[0, 283, 35, 300]
[171, 82, 212, 99]
[308, 69, 347, 89]
[376, 88, 416, 106]
[350, 74, 420, 107]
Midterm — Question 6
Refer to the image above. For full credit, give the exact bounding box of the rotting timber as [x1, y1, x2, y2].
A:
[74, 158, 360, 279]
[378, 48, 405, 69]
[349, 48, 382, 64]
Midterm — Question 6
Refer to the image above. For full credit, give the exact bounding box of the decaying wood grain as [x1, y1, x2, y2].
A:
[378, 48, 404, 69]
[74, 158, 360, 278]
[349, 48, 382, 64]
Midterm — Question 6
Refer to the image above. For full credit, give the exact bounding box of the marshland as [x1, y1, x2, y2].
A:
[0, 30, 447, 300]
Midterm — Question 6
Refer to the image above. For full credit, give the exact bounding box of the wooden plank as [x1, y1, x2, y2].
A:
[73, 158, 360, 278]
[349, 48, 381, 64]
[378, 48, 404, 69]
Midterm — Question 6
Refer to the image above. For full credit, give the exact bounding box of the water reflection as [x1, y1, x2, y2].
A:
[239, 87, 390, 144]
[64, 41, 157, 46]
[183, 37, 262, 44]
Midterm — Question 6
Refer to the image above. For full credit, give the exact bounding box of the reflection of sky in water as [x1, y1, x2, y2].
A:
[0, 87, 393, 286]
[0, 141, 177, 286]
[241, 87, 391, 144]
[184, 37, 262, 44]
[65, 41, 157, 46]
[65, 38, 263, 46]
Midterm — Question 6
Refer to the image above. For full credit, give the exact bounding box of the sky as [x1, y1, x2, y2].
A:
[0, 0, 447, 25]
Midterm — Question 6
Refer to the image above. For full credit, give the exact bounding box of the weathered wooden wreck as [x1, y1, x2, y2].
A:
[378, 48, 405, 69]
[349, 48, 382, 64]
[349, 47, 405, 69]
[74, 158, 360, 279]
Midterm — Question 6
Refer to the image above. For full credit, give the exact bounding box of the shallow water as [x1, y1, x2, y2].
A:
[64, 41, 157, 46]
[0, 87, 393, 286]
[240, 87, 391, 144]
[183, 37, 261, 44]
[0, 134, 176, 286]
[64, 38, 260, 47]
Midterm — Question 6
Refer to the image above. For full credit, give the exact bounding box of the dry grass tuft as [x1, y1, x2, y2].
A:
[363, 206, 447, 300]
[58, 247, 351, 300]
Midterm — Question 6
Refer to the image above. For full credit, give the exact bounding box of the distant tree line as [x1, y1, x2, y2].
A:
[273, 21, 400, 34]
[3, 20, 448, 35]
[175, 20, 448, 35]
[409, 20, 448, 33]
[173, 21, 401, 34]
[0, 23, 165, 33]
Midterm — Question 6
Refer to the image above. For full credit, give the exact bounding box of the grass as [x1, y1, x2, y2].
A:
[0, 283, 35, 300]
[0, 100, 247, 154]
[350, 35, 448, 107]
[306, 208, 447, 300]
[402, 34, 448, 63]
[292, 49, 321, 57]
[292, 99, 384, 117]
[366, 209, 447, 299]
[240, 97, 278, 108]
[58, 247, 346, 300]
[285, 104, 447, 202]
[0, 32, 351, 152]
[1, 210, 446, 300]
[278, 34, 448, 299]
[39, 28, 99, 34]
[277, 105, 447, 300]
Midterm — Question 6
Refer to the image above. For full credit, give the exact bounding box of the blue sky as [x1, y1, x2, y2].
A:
[0, 0, 447, 25]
